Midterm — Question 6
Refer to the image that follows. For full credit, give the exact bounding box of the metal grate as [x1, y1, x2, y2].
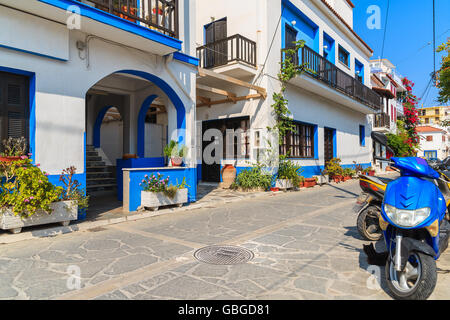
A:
[194, 245, 254, 265]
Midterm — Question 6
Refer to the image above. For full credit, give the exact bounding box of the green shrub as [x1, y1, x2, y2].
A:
[164, 140, 187, 158]
[231, 167, 273, 191]
[325, 158, 344, 177]
[0, 159, 63, 217]
[277, 159, 302, 185]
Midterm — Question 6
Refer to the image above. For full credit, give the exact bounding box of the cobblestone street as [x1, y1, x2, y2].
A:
[1, 180, 449, 300]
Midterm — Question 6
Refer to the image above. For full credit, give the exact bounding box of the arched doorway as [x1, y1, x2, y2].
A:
[84, 69, 188, 213]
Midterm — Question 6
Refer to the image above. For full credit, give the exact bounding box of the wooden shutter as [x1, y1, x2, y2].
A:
[0, 72, 29, 151]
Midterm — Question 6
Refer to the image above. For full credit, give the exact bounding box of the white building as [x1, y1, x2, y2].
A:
[417, 126, 450, 160]
[0, 0, 199, 211]
[195, 0, 382, 181]
[370, 58, 407, 135]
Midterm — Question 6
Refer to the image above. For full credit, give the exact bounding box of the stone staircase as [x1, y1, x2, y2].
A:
[86, 145, 116, 194]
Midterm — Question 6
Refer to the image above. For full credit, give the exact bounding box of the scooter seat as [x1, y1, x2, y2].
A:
[359, 175, 389, 187]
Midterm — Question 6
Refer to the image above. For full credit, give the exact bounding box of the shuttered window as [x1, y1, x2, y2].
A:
[280, 122, 315, 159]
[0, 72, 29, 152]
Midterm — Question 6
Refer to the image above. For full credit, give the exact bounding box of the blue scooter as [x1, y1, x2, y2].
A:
[364, 157, 450, 300]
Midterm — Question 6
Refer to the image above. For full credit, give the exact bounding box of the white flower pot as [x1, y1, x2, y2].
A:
[141, 188, 188, 211]
[315, 175, 329, 185]
[0, 200, 78, 234]
[275, 179, 294, 190]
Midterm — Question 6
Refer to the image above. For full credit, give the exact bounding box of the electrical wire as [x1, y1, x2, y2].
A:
[253, 7, 285, 87]
[380, 0, 390, 61]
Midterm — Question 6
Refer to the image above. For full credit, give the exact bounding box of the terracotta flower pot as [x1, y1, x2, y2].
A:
[332, 175, 342, 183]
[344, 176, 351, 181]
[270, 187, 280, 192]
[0, 156, 21, 162]
[304, 178, 316, 188]
[171, 157, 183, 167]
[221, 164, 237, 189]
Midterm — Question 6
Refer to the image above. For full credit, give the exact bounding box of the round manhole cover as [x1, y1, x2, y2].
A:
[194, 245, 254, 265]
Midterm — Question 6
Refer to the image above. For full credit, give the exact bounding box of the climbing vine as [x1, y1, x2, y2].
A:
[270, 40, 308, 146]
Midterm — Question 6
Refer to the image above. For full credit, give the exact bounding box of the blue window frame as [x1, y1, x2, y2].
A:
[359, 125, 366, 147]
[424, 150, 438, 160]
[338, 45, 350, 67]
[323, 32, 335, 64]
[281, 0, 319, 52]
[355, 59, 364, 83]
[280, 121, 318, 159]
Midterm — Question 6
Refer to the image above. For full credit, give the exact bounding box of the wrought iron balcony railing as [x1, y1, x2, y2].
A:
[80, 0, 178, 38]
[196, 34, 257, 69]
[282, 45, 382, 110]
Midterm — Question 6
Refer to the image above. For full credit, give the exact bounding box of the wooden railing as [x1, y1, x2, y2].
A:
[374, 112, 391, 129]
[283, 45, 382, 110]
[197, 34, 257, 69]
[80, 0, 178, 38]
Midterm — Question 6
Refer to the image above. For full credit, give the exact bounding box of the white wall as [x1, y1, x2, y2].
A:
[100, 121, 124, 163]
[419, 132, 449, 160]
[0, 6, 197, 175]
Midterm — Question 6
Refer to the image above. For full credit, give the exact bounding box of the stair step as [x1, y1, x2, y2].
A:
[87, 183, 117, 189]
[87, 156, 102, 162]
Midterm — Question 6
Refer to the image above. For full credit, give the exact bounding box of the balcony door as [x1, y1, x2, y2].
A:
[0, 72, 29, 153]
[205, 18, 228, 68]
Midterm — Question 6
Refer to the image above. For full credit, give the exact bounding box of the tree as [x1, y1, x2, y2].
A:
[436, 39, 450, 104]
[387, 78, 420, 156]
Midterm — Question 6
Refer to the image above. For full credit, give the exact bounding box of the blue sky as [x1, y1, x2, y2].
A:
[353, 0, 450, 108]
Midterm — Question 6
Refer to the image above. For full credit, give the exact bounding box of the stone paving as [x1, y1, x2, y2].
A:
[0, 180, 449, 300]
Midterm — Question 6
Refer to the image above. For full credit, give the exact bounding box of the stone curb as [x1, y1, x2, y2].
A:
[0, 180, 359, 245]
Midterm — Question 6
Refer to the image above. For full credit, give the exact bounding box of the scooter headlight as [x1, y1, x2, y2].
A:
[384, 204, 431, 228]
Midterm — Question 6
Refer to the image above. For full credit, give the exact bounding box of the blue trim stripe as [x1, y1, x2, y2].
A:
[93, 105, 113, 148]
[172, 52, 199, 67]
[38, 0, 182, 51]
[137, 95, 158, 158]
[0, 44, 68, 62]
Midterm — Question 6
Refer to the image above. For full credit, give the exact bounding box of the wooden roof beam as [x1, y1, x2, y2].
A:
[197, 93, 262, 108]
[198, 67, 267, 99]
[197, 84, 238, 104]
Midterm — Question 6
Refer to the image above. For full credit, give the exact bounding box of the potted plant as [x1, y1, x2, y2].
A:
[0, 159, 79, 234]
[140, 173, 189, 211]
[304, 177, 317, 188]
[0, 137, 28, 162]
[164, 140, 187, 167]
[367, 167, 376, 176]
[343, 168, 353, 181]
[315, 169, 329, 185]
[298, 176, 305, 188]
[276, 159, 302, 190]
[325, 158, 344, 183]
[59, 166, 89, 221]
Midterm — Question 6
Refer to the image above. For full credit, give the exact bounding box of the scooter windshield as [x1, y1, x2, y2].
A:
[392, 157, 440, 179]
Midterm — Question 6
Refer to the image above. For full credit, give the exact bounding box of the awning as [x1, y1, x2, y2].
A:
[372, 132, 395, 155]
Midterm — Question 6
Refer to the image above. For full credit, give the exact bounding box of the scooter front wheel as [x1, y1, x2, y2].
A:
[385, 251, 437, 300]
[357, 207, 382, 241]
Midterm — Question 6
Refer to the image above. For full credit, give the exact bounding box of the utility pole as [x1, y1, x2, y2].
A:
[433, 0, 437, 86]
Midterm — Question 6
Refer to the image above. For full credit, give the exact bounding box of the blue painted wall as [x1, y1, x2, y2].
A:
[281, 0, 319, 52]
[117, 157, 165, 201]
[323, 32, 335, 64]
[126, 167, 197, 212]
[355, 59, 364, 84]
